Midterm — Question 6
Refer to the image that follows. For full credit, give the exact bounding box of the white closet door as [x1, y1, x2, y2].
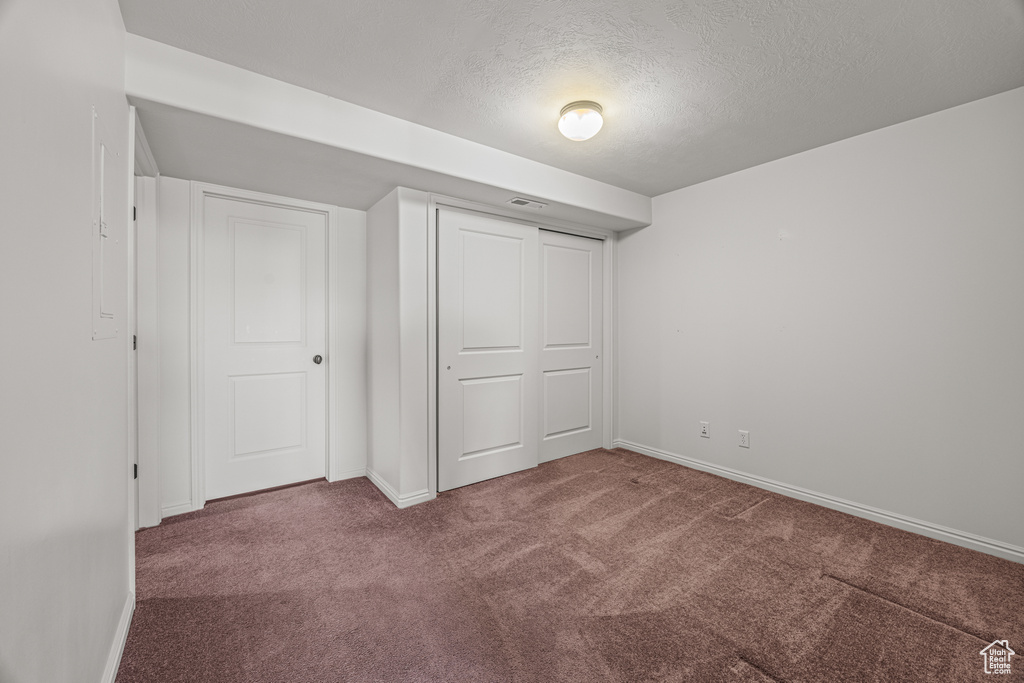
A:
[539, 230, 603, 462]
[202, 195, 327, 500]
[438, 209, 539, 491]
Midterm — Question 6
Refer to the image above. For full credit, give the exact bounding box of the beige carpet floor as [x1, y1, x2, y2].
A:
[117, 448, 1024, 682]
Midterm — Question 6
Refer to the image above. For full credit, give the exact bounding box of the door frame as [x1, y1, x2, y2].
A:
[134, 176, 161, 528]
[126, 108, 138, 597]
[427, 194, 616, 494]
[189, 181, 341, 510]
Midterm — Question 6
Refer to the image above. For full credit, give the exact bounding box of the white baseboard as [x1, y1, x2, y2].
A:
[102, 591, 135, 683]
[327, 467, 366, 483]
[614, 439, 1024, 565]
[365, 468, 435, 509]
[160, 501, 195, 519]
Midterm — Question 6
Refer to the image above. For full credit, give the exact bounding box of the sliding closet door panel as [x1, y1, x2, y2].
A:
[438, 209, 539, 491]
[539, 230, 603, 462]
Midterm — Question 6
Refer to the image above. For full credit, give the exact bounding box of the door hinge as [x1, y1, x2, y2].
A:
[134, 463, 138, 480]
[133, 206, 137, 222]
[133, 334, 137, 350]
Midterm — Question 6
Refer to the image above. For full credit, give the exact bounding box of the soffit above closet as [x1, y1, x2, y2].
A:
[131, 99, 646, 231]
[119, 0, 1024, 197]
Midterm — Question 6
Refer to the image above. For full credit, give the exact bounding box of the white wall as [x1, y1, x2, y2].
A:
[153, 177, 193, 515]
[0, 0, 134, 680]
[331, 205, 369, 481]
[367, 190, 402, 489]
[397, 192, 432, 500]
[616, 86, 1024, 557]
[366, 188, 434, 506]
[145, 178, 368, 515]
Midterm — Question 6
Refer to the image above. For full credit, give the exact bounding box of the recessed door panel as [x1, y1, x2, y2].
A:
[438, 209, 539, 491]
[232, 220, 305, 344]
[539, 231, 603, 462]
[231, 373, 306, 457]
[462, 232, 523, 351]
[203, 193, 327, 500]
[461, 375, 522, 458]
[543, 368, 591, 439]
[543, 244, 592, 348]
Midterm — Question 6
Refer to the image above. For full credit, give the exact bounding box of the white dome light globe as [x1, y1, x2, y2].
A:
[558, 101, 604, 141]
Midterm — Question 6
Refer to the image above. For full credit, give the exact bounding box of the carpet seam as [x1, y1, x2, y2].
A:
[735, 654, 786, 682]
[821, 572, 992, 644]
[722, 497, 770, 519]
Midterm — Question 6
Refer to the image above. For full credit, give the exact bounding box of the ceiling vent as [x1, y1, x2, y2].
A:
[507, 197, 547, 210]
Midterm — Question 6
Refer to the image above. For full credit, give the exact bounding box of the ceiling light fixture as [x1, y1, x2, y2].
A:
[558, 101, 603, 141]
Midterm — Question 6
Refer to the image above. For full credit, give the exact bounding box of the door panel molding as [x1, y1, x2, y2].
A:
[229, 217, 307, 345]
[189, 182, 339, 510]
[542, 367, 593, 439]
[542, 242, 594, 349]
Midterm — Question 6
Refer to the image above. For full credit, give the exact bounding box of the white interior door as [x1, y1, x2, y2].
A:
[438, 209, 539, 491]
[539, 231, 603, 462]
[202, 195, 327, 500]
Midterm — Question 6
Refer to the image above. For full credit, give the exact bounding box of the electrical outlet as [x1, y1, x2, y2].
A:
[700, 421, 710, 438]
[739, 430, 750, 448]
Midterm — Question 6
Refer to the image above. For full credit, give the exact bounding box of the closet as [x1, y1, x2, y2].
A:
[437, 208, 603, 491]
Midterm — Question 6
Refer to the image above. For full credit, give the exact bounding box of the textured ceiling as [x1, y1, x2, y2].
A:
[119, 0, 1024, 197]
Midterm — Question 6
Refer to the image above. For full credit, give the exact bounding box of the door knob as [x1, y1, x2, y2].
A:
[313, 355, 323, 364]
